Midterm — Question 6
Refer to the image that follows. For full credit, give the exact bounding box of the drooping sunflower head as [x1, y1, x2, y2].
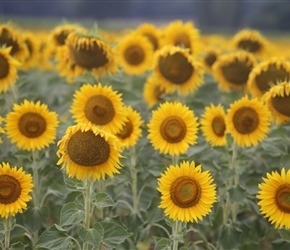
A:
[115, 33, 154, 75]
[212, 51, 256, 91]
[200, 104, 227, 147]
[157, 160, 216, 223]
[0, 162, 34, 218]
[147, 101, 199, 156]
[263, 81, 290, 124]
[70, 83, 127, 134]
[257, 168, 290, 229]
[5, 100, 59, 151]
[226, 95, 271, 147]
[153, 45, 204, 95]
[201, 46, 222, 73]
[248, 57, 290, 98]
[0, 47, 21, 93]
[143, 76, 167, 108]
[57, 123, 123, 181]
[115, 106, 143, 149]
[162, 20, 202, 58]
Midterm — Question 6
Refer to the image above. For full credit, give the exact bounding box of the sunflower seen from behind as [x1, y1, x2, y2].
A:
[0, 162, 34, 218]
[200, 104, 227, 147]
[5, 100, 59, 151]
[57, 123, 123, 181]
[226, 95, 270, 147]
[70, 83, 127, 134]
[147, 101, 199, 156]
[257, 168, 290, 229]
[157, 161, 216, 223]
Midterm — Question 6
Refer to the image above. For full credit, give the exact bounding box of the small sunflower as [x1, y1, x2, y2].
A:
[248, 57, 290, 98]
[212, 51, 256, 91]
[5, 100, 59, 151]
[226, 95, 270, 147]
[201, 46, 222, 73]
[157, 161, 216, 223]
[263, 81, 290, 124]
[153, 45, 204, 95]
[57, 122, 123, 181]
[115, 33, 154, 75]
[0, 162, 34, 218]
[257, 168, 290, 229]
[0, 47, 21, 93]
[143, 76, 166, 108]
[147, 101, 199, 156]
[70, 83, 127, 134]
[115, 106, 143, 149]
[200, 104, 227, 147]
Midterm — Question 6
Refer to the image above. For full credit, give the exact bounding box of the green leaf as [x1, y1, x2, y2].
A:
[229, 185, 246, 205]
[212, 206, 224, 230]
[60, 202, 85, 227]
[153, 236, 171, 250]
[24, 206, 49, 232]
[36, 224, 72, 250]
[63, 174, 85, 191]
[10, 241, 26, 250]
[279, 228, 290, 242]
[100, 221, 132, 248]
[93, 192, 115, 209]
[78, 223, 104, 247]
[217, 224, 240, 250]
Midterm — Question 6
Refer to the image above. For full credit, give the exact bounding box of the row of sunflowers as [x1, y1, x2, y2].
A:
[0, 19, 290, 249]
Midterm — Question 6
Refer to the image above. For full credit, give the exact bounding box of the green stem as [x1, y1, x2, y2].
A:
[172, 155, 179, 166]
[4, 216, 12, 250]
[172, 220, 182, 250]
[83, 178, 93, 250]
[129, 147, 139, 214]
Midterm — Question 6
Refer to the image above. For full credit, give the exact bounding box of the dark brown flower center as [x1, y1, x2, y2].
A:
[116, 120, 133, 139]
[0, 28, 20, 56]
[212, 116, 226, 137]
[144, 33, 158, 51]
[205, 53, 217, 68]
[18, 112, 47, 138]
[170, 176, 201, 208]
[154, 85, 165, 100]
[275, 184, 290, 213]
[160, 116, 186, 143]
[124, 45, 145, 65]
[84, 95, 115, 125]
[233, 107, 259, 134]
[221, 59, 253, 85]
[174, 33, 191, 49]
[67, 130, 110, 166]
[0, 53, 9, 79]
[237, 39, 261, 53]
[55, 30, 70, 46]
[159, 52, 194, 84]
[271, 94, 290, 117]
[0, 175, 21, 204]
[255, 64, 290, 93]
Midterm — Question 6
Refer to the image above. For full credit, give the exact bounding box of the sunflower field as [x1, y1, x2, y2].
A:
[1, 19, 290, 250]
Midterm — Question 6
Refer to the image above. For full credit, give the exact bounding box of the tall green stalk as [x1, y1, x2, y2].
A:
[4, 216, 12, 250]
[83, 178, 93, 250]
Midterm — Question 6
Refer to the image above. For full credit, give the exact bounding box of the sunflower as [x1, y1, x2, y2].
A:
[226, 95, 270, 147]
[57, 122, 123, 181]
[115, 106, 143, 149]
[153, 45, 204, 95]
[263, 82, 290, 124]
[56, 32, 117, 82]
[248, 57, 290, 98]
[0, 162, 34, 218]
[147, 101, 199, 156]
[162, 20, 202, 58]
[70, 83, 127, 134]
[257, 168, 290, 229]
[157, 161, 216, 223]
[201, 46, 222, 73]
[0, 47, 21, 93]
[5, 100, 59, 151]
[212, 51, 256, 91]
[143, 76, 166, 108]
[115, 33, 154, 75]
[0, 116, 5, 143]
[200, 104, 227, 147]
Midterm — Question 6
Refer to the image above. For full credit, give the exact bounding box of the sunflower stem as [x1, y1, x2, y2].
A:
[83, 178, 93, 250]
[172, 220, 182, 250]
[129, 147, 139, 214]
[172, 154, 179, 166]
[4, 215, 12, 250]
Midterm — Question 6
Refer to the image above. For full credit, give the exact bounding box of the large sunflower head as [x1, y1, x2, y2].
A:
[143, 76, 167, 108]
[70, 83, 127, 134]
[263, 81, 290, 124]
[0, 47, 21, 93]
[115, 106, 143, 149]
[153, 45, 204, 95]
[257, 168, 290, 229]
[212, 51, 256, 91]
[115, 33, 154, 75]
[248, 57, 290, 98]
[162, 20, 202, 58]
[200, 104, 227, 147]
[57, 123, 123, 181]
[147, 101, 199, 156]
[0, 162, 34, 218]
[5, 100, 59, 151]
[226, 95, 271, 147]
[157, 160, 216, 223]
